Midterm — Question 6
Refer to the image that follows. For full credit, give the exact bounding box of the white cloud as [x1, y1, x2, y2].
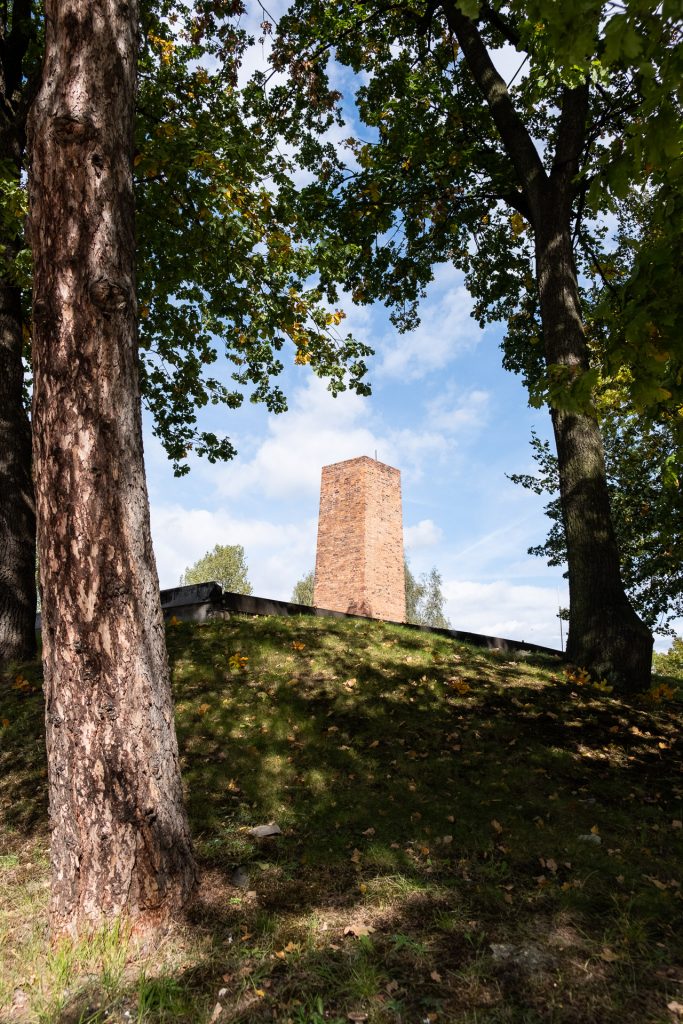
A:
[444, 578, 565, 650]
[404, 519, 443, 550]
[426, 387, 490, 434]
[213, 375, 385, 500]
[209, 373, 478, 501]
[377, 265, 482, 381]
[151, 503, 316, 598]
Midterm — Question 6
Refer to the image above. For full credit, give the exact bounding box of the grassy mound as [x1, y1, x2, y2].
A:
[1, 614, 682, 1023]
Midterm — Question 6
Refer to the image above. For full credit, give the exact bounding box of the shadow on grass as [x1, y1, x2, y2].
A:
[1, 615, 682, 1023]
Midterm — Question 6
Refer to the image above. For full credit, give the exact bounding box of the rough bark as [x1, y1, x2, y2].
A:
[0, 5, 38, 666]
[27, 0, 197, 936]
[534, 213, 653, 691]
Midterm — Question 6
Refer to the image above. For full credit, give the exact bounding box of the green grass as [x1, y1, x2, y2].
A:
[1, 614, 682, 1023]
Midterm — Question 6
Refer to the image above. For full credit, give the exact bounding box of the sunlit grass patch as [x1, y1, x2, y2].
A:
[1, 615, 682, 1022]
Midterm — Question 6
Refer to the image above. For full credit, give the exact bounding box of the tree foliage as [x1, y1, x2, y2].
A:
[405, 560, 450, 629]
[266, 0, 681, 428]
[653, 637, 683, 681]
[1, 0, 374, 474]
[510, 419, 683, 636]
[291, 569, 316, 606]
[262, 0, 681, 688]
[180, 543, 252, 595]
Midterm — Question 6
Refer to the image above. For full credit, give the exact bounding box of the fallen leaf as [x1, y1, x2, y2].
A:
[590, 824, 600, 835]
[430, 969, 442, 983]
[385, 980, 399, 995]
[667, 1002, 683, 1017]
[350, 848, 362, 864]
[362, 827, 376, 836]
[344, 923, 375, 937]
[209, 1002, 223, 1023]
[491, 819, 503, 833]
[672, 820, 682, 830]
[347, 1014, 368, 1022]
[248, 822, 282, 838]
[600, 947, 619, 962]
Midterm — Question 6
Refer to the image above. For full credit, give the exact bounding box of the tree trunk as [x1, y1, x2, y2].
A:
[535, 210, 653, 692]
[0, 46, 37, 666]
[0, 274, 37, 665]
[27, 0, 197, 936]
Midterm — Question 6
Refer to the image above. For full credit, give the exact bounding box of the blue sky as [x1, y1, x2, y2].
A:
[145, 260, 572, 651]
[144, 2, 676, 653]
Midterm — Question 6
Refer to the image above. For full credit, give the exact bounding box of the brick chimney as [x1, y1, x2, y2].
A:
[314, 456, 406, 622]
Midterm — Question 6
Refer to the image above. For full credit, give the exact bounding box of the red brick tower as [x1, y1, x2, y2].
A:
[314, 456, 406, 622]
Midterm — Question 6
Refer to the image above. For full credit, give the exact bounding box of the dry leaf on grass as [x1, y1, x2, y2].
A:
[248, 822, 282, 838]
[344, 923, 375, 937]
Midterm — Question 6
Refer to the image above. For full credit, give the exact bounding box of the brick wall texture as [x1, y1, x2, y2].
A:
[314, 456, 406, 622]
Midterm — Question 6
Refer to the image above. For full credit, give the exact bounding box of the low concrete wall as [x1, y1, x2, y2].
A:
[35, 583, 562, 658]
[160, 583, 562, 658]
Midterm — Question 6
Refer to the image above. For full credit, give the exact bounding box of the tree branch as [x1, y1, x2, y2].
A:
[441, 1, 547, 215]
[478, 2, 521, 48]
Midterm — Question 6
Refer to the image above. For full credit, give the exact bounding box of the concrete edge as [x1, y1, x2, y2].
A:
[171, 584, 564, 659]
[35, 583, 563, 659]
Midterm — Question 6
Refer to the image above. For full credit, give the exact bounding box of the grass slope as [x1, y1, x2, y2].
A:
[1, 614, 682, 1024]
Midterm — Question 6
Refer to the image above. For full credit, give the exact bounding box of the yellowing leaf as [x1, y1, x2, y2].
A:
[344, 923, 375, 937]
[590, 825, 600, 835]
[510, 212, 525, 236]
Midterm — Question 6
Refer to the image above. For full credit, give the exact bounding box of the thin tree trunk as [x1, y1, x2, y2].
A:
[444, 9, 653, 692]
[535, 213, 653, 691]
[0, 274, 36, 665]
[0, 27, 37, 666]
[28, 0, 197, 936]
